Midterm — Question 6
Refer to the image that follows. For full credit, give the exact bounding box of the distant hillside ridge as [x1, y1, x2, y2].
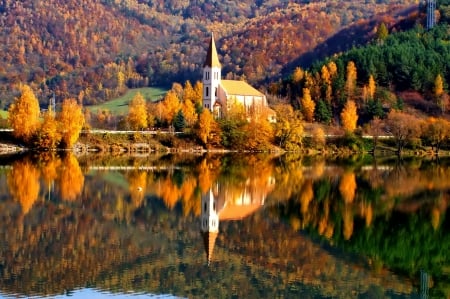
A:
[0, 0, 416, 107]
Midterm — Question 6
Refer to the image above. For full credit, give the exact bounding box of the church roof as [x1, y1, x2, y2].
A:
[221, 80, 265, 97]
[203, 34, 221, 68]
[219, 203, 263, 221]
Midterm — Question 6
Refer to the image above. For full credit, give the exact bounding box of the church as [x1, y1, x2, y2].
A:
[202, 34, 276, 122]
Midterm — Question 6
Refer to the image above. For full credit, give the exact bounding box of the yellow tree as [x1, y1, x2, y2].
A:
[273, 104, 303, 150]
[345, 61, 357, 101]
[291, 67, 304, 83]
[339, 172, 357, 203]
[182, 97, 197, 126]
[327, 61, 338, 78]
[368, 74, 376, 99]
[341, 100, 358, 133]
[312, 126, 326, 149]
[182, 80, 196, 104]
[58, 153, 84, 201]
[197, 109, 214, 145]
[193, 81, 203, 106]
[8, 159, 40, 215]
[8, 84, 40, 142]
[162, 90, 181, 124]
[321, 65, 333, 103]
[301, 88, 315, 122]
[243, 106, 274, 150]
[127, 92, 148, 130]
[434, 74, 448, 113]
[424, 117, 450, 155]
[127, 170, 147, 208]
[36, 109, 61, 149]
[58, 99, 85, 148]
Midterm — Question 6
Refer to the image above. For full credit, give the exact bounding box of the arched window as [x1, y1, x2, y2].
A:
[215, 87, 217, 96]
[204, 202, 207, 212]
[206, 87, 209, 97]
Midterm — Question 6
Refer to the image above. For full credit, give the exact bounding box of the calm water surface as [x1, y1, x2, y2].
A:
[0, 153, 448, 298]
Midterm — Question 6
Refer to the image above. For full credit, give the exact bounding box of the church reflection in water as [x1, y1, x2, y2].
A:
[200, 176, 276, 264]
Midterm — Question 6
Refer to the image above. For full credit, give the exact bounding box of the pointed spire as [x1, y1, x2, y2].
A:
[203, 33, 221, 68]
[201, 231, 218, 266]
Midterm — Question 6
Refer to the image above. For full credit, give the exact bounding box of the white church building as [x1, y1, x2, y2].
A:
[202, 34, 276, 122]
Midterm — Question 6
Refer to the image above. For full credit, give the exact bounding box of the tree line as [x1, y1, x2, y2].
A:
[8, 84, 84, 149]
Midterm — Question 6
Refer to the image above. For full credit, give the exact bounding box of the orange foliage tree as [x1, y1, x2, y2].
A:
[58, 99, 85, 148]
[340, 100, 358, 133]
[197, 109, 214, 145]
[301, 88, 315, 122]
[58, 153, 84, 201]
[8, 85, 41, 143]
[161, 89, 181, 125]
[273, 104, 303, 150]
[423, 117, 450, 155]
[339, 171, 357, 203]
[127, 92, 148, 130]
[385, 110, 421, 155]
[36, 109, 61, 149]
[7, 159, 40, 215]
[127, 170, 147, 208]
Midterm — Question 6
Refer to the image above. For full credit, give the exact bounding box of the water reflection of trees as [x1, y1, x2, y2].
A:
[1, 154, 449, 297]
[269, 157, 450, 298]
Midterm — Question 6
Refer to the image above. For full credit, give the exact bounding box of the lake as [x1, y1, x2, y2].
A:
[0, 152, 448, 298]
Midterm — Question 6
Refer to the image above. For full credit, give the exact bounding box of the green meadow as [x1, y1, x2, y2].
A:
[0, 110, 8, 119]
[86, 87, 167, 115]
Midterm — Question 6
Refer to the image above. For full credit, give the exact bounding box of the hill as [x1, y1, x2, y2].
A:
[0, 0, 417, 108]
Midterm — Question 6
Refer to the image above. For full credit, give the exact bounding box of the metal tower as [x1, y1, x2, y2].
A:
[427, 0, 436, 29]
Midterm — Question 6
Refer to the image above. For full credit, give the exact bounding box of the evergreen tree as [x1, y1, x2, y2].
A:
[315, 100, 332, 124]
[366, 99, 384, 119]
[173, 110, 186, 132]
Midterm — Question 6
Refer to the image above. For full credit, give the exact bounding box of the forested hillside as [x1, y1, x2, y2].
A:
[0, 0, 417, 107]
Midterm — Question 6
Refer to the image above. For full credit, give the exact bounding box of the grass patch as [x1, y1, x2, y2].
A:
[0, 110, 8, 119]
[86, 87, 167, 115]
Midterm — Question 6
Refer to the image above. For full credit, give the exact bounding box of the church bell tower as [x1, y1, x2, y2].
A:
[202, 33, 221, 112]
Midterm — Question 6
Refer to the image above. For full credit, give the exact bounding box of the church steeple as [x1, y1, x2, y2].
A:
[200, 188, 219, 265]
[203, 33, 221, 68]
[202, 33, 221, 112]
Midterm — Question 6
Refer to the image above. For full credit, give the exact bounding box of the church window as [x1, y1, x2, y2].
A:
[204, 202, 207, 212]
[206, 87, 209, 97]
[215, 88, 217, 96]
[205, 72, 209, 80]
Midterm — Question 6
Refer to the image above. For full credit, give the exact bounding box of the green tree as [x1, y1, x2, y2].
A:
[315, 100, 332, 124]
[173, 110, 186, 132]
